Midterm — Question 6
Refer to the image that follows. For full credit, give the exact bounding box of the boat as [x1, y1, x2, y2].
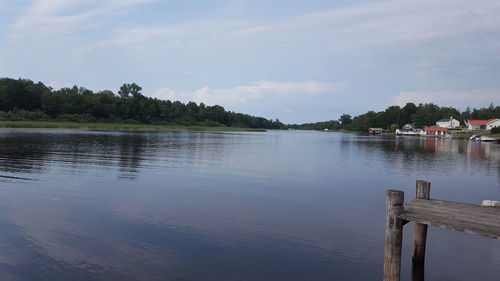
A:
[470, 135, 497, 142]
[469, 135, 481, 141]
[480, 136, 496, 142]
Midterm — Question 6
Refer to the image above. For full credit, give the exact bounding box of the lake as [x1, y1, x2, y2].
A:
[0, 129, 498, 281]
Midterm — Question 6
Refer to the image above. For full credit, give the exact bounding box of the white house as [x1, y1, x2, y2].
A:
[436, 117, 460, 128]
[466, 118, 500, 131]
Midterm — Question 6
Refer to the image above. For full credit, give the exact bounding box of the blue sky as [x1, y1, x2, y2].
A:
[1, 0, 499, 123]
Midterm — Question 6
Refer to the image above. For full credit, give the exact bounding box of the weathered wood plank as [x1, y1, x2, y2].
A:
[405, 200, 500, 223]
[412, 181, 430, 281]
[399, 199, 500, 240]
[384, 190, 405, 281]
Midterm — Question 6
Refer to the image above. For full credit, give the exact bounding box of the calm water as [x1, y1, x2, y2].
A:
[0, 130, 498, 281]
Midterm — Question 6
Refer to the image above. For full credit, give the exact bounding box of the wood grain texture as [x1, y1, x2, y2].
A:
[400, 199, 500, 240]
[384, 190, 405, 281]
[412, 181, 431, 281]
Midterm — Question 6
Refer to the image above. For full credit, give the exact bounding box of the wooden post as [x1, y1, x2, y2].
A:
[412, 180, 431, 281]
[384, 190, 405, 281]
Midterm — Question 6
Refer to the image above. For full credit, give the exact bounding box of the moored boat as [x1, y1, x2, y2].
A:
[469, 135, 481, 141]
[470, 135, 498, 142]
[480, 136, 496, 142]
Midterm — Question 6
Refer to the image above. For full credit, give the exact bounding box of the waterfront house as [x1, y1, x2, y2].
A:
[466, 118, 500, 130]
[368, 128, 384, 135]
[424, 126, 449, 136]
[436, 117, 460, 128]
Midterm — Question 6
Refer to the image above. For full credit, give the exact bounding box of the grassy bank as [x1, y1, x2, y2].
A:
[450, 131, 475, 139]
[0, 121, 266, 132]
[485, 132, 500, 138]
[333, 129, 363, 134]
[453, 131, 500, 139]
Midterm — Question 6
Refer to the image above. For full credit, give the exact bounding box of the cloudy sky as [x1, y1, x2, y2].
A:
[1, 0, 499, 123]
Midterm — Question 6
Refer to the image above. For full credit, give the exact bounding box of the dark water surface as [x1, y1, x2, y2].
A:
[0, 130, 498, 281]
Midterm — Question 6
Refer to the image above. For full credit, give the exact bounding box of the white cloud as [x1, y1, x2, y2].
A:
[221, 0, 248, 15]
[390, 89, 500, 109]
[80, 0, 500, 53]
[9, 0, 157, 40]
[152, 80, 339, 106]
[47, 80, 74, 90]
[60, 0, 500, 96]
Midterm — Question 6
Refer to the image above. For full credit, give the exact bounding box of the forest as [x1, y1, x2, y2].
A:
[0, 78, 284, 129]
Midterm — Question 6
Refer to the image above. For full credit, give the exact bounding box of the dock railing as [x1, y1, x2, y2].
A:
[383, 180, 500, 281]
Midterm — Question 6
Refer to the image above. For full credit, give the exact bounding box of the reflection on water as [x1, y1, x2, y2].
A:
[353, 136, 499, 177]
[0, 130, 499, 281]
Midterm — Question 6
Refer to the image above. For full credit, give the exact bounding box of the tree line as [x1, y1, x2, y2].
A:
[289, 103, 500, 131]
[0, 78, 284, 129]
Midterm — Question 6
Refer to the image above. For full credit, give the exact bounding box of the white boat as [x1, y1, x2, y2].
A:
[480, 136, 496, 142]
[469, 135, 481, 141]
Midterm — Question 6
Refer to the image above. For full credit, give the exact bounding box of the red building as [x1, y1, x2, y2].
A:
[466, 118, 500, 130]
[424, 126, 449, 136]
[368, 128, 384, 135]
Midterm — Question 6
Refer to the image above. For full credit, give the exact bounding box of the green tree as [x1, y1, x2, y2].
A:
[118, 83, 142, 99]
[339, 113, 352, 128]
[118, 84, 130, 98]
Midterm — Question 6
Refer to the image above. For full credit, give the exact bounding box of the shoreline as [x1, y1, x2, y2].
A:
[0, 121, 267, 133]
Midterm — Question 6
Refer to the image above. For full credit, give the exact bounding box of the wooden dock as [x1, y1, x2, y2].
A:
[383, 180, 500, 281]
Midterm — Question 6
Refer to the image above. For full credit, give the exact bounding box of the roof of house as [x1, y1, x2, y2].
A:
[368, 128, 384, 131]
[437, 118, 452, 122]
[468, 118, 499, 125]
[425, 126, 448, 131]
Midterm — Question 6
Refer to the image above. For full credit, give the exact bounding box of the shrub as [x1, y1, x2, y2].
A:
[491, 126, 500, 134]
[56, 113, 96, 123]
[198, 119, 224, 127]
[0, 111, 8, 120]
[2, 109, 52, 121]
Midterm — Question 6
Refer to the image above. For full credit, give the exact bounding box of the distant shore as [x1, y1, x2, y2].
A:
[0, 121, 267, 132]
[325, 129, 500, 139]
